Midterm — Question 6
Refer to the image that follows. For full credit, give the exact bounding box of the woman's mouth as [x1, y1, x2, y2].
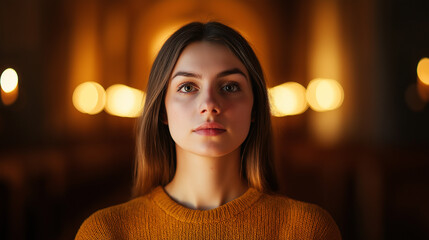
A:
[193, 122, 226, 136]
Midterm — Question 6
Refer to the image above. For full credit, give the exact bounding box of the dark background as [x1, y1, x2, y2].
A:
[1, 0, 428, 239]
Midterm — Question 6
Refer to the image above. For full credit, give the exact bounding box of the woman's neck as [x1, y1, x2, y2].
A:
[164, 146, 248, 210]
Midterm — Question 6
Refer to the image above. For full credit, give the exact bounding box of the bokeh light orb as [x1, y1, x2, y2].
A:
[72, 81, 106, 115]
[0, 68, 18, 93]
[105, 84, 144, 118]
[269, 82, 308, 117]
[306, 78, 344, 112]
[417, 58, 429, 85]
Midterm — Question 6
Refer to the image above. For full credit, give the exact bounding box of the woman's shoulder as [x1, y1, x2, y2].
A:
[75, 195, 153, 239]
[261, 192, 331, 215]
[91, 195, 151, 219]
[257, 192, 342, 239]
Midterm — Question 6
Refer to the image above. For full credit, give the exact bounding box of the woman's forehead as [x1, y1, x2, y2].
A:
[171, 41, 249, 78]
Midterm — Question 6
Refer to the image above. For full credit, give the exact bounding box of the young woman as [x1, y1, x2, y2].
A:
[76, 22, 341, 239]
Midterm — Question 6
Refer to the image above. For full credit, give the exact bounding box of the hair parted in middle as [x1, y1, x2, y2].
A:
[133, 21, 277, 197]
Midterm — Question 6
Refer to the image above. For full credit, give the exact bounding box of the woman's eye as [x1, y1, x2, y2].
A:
[178, 83, 197, 93]
[222, 83, 240, 93]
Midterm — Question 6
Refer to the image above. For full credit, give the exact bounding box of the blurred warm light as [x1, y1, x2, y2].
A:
[307, 0, 341, 83]
[0, 68, 18, 93]
[417, 58, 429, 85]
[72, 82, 106, 115]
[105, 84, 145, 118]
[307, 0, 344, 147]
[150, 24, 183, 60]
[0, 68, 19, 105]
[306, 78, 344, 112]
[416, 79, 429, 102]
[405, 84, 425, 111]
[1, 86, 18, 106]
[269, 82, 308, 117]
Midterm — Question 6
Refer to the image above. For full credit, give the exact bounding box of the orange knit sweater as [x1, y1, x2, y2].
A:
[76, 186, 341, 239]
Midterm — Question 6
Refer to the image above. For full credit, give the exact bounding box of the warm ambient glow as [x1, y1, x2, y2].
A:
[416, 79, 429, 102]
[405, 84, 425, 111]
[1, 68, 18, 93]
[306, 78, 344, 112]
[72, 82, 106, 115]
[151, 24, 183, 60]
[269, 82, 308, 117]
[417, 58, 429, 85]
[105, 84, 145, 118]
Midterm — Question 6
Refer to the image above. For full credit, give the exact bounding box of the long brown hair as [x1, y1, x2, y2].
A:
[133, 22, 277, 197]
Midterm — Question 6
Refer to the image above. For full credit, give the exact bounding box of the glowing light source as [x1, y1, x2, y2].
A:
[1, 68, 18, 93]
[306, 78, 344, 112]
[417, 58, 429, 85]
[269, 82, 308, 117]
[0, 68, 19, 105]
[105, 84, 145, 118]
[72, 82, 106, 114]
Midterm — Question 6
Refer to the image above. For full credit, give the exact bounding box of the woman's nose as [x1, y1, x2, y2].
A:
[199, 88, 221, 115]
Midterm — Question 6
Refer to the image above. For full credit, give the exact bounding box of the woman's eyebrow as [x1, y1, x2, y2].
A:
[171, 68, 247, 80]
[171, 71, 202, 80]
[216, 68, 247, 79]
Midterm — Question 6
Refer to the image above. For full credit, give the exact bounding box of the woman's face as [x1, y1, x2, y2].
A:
[164, 41, 254, 158]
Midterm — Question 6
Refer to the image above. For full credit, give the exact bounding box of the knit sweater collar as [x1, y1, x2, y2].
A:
[150, 186, 263, 223]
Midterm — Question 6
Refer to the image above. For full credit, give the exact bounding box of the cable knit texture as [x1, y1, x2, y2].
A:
[75, 186, 341, 239]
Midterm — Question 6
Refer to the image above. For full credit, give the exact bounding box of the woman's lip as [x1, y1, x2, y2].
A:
[194, 129, 226, 136]
[193, 122, 226, 131]
[193, 122, 226, 136]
